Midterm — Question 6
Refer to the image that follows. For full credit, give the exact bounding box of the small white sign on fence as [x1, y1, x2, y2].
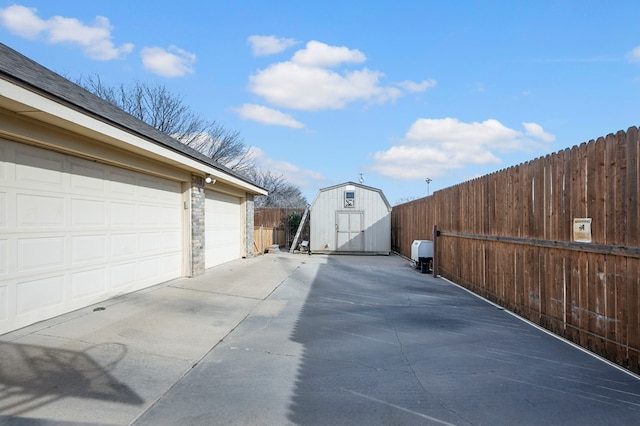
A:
[573, 218, 592, 243]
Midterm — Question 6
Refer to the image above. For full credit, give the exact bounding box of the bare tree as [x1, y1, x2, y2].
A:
[77, 76, 310, 202]
[77, 75, 253, 172]
[395, 196, 420, 205]
[246, 169, 308, 208]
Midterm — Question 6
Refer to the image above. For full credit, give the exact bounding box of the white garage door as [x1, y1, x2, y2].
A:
[204, 191, 241, 268]
[0, 140, 183, 334]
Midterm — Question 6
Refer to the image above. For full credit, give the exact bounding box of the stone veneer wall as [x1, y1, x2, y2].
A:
[245, 194, 255, 258]
[190, 175, 206, 276]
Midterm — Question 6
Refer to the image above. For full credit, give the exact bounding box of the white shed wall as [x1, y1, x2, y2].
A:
[310, 184, 391, 254]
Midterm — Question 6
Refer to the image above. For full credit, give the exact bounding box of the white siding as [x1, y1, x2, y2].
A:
[0, 139, 183, 334]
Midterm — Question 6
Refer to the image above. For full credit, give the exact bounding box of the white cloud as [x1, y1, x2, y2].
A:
[0, 4, 46, 38]
[406, 118, 520, 147]
[250, 61, 399, 110]
[248, 35, 298, 56]
[0, 5, 133, 60]
[234, 104, 304, 128]
[291, 40, 366, 67]
[141, 46, 196, 77]
[248, 147, 326, 189]
[248, 40, 430, 111]
[628, 46, 640, 63]
[523, 122, 555, 142]
[395, 79, 437, 92]
[369, 118, 555, 180]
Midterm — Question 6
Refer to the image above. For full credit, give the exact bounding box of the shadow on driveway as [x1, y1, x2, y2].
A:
[287, 254, 640, 425]
[0, 342, 143, 417]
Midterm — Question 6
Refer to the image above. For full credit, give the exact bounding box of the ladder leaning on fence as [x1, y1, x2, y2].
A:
[289, 206, 309, 253]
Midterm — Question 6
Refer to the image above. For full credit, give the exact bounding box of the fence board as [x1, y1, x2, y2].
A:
[589, 252, 606, 354]
[552, 151, 563, 241]
[605, 254, 618, 361]
[628, 259, 639, 371]
[587, 139, 601, 242]
[533, 157, 544, 238]
[627, 127, 639, 247]
[616, 255, 629, 367]
[253, 226, 285, 255]
[562, 148, 572, 242]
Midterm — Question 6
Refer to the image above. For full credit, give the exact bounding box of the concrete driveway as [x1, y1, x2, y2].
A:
[2, 253, 640, 425]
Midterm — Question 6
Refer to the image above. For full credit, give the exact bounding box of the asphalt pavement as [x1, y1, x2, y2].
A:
[2, 253, 640, 425]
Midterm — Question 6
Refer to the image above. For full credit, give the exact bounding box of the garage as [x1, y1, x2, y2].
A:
[0, 42, 268, 335]
[0, 139, 183, 333]
[204, 191, 242, 268]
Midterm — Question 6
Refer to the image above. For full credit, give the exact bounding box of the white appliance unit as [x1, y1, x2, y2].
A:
[411, 240, 434, 273]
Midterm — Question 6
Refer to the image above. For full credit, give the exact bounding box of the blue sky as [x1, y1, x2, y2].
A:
[2, 1, 640, 205]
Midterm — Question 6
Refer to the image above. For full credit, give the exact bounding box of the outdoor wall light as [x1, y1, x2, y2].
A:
[205, 174, 216, 184]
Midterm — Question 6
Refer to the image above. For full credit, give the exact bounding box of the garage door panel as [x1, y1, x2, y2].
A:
[139, 204, 160, 225]
[111, 233, 136, 257]
[160, 206, 180, 225]
[18, 237, 65, 271]
[70, 161, 106, 193]
[0, 143, 7, 181]
[0, 239, 8, 276]
[71, 198, 106, 226]
[205, 191, 241, 268]
[17, 276, 64, 315]
[71, 269, 106, 300]
[0, 139, 184, 334]
[160, 253, 181, 275]
[71, 235, 107, 263]
[0, 192, 7, 228]
[139, 177, 180, 202]
[17, 194, 64, 227]
[111, 202, 136, 226]
[161, 231, 181, 250]
[140, 232, 160, 252]
[15, 147, 65, 189]
[0, 286, 7, 320]
[111, 262, 136, 288]
[139, 257, 168, 280]
[110, 170, 137, 198]
[155, 180, 183, 201]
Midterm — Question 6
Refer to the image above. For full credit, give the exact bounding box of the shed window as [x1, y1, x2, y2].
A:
[344, 191, 355, 207]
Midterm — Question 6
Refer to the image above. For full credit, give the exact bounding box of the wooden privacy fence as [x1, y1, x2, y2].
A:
[253, 226, 285, 255]
[392, 126, 640, 373]
[254, 207, 309, 250]
[254, 207, 306, 227]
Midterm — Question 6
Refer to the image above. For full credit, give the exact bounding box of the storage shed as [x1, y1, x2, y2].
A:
[310, 182, 391, 255]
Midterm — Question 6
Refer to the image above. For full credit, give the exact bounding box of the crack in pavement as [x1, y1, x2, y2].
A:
[378, 305, 474, 426]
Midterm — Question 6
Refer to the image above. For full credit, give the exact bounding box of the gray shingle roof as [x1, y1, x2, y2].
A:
[0, 42, 263, 191]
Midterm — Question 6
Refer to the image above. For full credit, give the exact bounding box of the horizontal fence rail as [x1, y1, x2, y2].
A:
[392, 126, 640, 373]
[439, 230, 640, 258]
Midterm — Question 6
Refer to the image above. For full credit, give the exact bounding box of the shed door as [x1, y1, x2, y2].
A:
[336, 211, 364, 252]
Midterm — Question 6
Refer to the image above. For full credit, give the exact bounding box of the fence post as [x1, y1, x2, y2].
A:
[260, 225, 264, 254]
[433, 225, 438, 277]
